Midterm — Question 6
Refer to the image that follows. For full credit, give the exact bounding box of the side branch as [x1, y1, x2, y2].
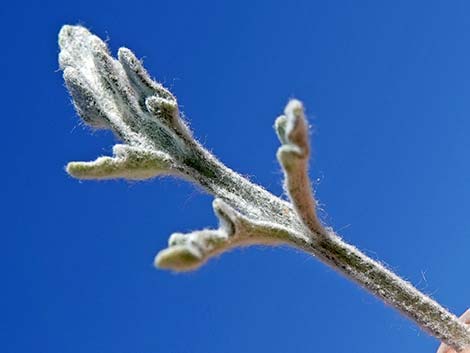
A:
[275, 100, 324, 237]
[155, 199, 296, 271]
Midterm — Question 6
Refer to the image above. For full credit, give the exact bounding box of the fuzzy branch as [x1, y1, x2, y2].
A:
[58, 25, 470, 351]
[275, 99, 324, 237]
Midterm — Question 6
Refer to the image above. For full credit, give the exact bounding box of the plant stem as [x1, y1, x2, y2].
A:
[190, 150, 470, 351]
[300, 234, 470, 351]
[59, 25, 470, 350]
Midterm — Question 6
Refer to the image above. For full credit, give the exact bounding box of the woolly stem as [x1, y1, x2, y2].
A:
[161, 134, 470, 348]
[182, 148, 470, 351]
[298, 233, 470, 351]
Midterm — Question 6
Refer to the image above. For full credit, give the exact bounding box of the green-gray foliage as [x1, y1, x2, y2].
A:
[59, 25, 470, 351]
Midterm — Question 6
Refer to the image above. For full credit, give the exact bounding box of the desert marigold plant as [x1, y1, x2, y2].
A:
[58, 25, 470, 352]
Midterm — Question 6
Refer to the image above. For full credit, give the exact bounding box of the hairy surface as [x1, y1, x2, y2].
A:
[59, 25, 470, 351]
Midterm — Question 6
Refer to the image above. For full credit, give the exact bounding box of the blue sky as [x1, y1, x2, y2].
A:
[2, 0, 470, 352]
